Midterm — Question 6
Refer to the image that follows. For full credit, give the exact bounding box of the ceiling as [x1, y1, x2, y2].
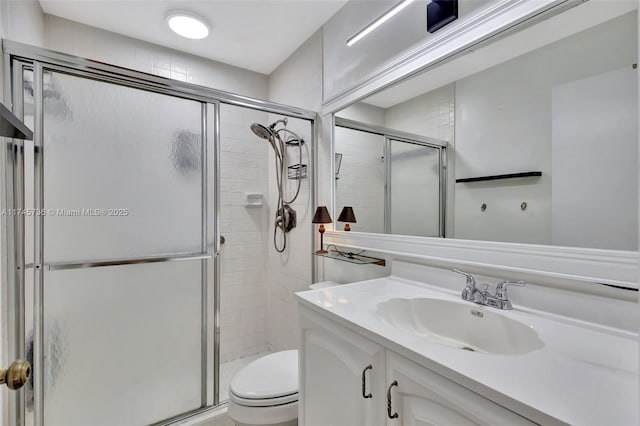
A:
[39, 0, 347, 74]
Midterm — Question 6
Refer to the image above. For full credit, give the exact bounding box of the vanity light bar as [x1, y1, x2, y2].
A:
[346, 0, 415, 47]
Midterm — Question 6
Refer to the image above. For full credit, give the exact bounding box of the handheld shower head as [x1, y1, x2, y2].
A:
[248, 118, 304, 253]
[250, 123, 274, 140]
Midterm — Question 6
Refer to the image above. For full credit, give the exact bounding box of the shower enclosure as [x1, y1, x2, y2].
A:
[1, 41, 315, 426]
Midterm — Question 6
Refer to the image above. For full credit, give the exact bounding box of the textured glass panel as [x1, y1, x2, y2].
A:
[390, 141, 440, 237]
[40, 261, 202, 426]
[43, 71, 203, 262]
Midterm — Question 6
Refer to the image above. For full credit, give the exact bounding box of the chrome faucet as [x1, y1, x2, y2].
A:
[492, 280, 525, 310]
[452, 270, 525, 310]
[452, 269, 482, 303]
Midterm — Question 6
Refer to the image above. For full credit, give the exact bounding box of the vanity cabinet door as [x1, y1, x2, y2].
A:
[299, 306, 386, 426]
[385, 352, 535, 426]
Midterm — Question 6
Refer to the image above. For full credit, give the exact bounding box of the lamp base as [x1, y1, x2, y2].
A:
[315, 249, 329, 254]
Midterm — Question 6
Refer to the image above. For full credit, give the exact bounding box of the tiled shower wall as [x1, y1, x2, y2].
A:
[265, 115, 314, 351]
[219, 105, 271, 363]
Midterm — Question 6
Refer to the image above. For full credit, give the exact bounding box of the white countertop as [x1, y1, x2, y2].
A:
[295, 276, 639, 426]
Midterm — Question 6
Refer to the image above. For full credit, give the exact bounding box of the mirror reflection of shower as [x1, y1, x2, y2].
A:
[250, 117, 305, 252]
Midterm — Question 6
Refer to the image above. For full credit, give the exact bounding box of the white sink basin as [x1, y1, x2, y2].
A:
[377, 298, 543, 355]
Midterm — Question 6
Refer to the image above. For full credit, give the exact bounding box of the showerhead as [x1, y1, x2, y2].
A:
[251, 123, 274, 140]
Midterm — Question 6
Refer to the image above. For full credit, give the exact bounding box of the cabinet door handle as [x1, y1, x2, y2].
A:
[387, 380, 399, 419]
[361, 364, 372, 399]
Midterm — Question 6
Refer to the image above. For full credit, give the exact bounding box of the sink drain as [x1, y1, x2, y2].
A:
[460, 346, 475, 352]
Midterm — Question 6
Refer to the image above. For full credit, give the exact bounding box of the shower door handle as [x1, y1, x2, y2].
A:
[0, 359, 31, 390]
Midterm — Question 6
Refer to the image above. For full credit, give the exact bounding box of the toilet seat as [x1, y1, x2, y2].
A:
[228, 350, 299, 425]
[230, 350, 298, 400]
[229, 390, 298, 407]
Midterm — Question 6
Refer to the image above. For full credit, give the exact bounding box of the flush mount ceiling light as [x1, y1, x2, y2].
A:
[166, 11, 210, 39]
[346, 0, 415, 47]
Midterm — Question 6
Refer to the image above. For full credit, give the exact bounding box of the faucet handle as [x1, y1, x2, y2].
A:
[495, 280, 525, 300]
[452, 269, 476, 285]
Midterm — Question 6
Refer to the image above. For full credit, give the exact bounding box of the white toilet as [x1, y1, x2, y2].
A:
[228, 281, 339, 426]
[228, 350, 299, 426]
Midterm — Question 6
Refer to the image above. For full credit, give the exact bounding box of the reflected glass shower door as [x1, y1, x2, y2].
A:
[388, 139, 443, 237]
[13, 66, 214, 426]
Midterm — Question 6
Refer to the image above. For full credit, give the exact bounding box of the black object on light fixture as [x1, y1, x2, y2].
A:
[312, 206, 333, 254]
[337, 207, 357, 231]
[427, 0, 458, 34]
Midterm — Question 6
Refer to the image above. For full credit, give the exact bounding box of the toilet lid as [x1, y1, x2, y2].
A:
[230, 350, 298, 400]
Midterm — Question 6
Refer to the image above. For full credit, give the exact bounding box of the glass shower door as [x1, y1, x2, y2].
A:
[388, 139, 443, 237]
[13, 66, 214, 426]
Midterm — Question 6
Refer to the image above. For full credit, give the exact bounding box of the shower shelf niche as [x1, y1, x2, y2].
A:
[244, 193, 264, 207]
[314, 249, 385, 266]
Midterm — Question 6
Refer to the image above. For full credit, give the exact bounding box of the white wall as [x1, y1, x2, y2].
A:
[268, 29, 323, 113]
[552, 67, 638, 250]
[265, 30, 322, 351]
[2, 0, 45, 47]
[454, 12, 637, 246]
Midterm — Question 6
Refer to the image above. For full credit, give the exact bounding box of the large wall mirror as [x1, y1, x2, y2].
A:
[333, 1, 638, 251]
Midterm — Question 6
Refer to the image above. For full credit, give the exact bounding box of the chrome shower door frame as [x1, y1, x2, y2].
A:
[2, 41, 317, 426]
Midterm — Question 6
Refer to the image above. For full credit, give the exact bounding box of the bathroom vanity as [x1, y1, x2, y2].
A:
[296, 263, 638, 426]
